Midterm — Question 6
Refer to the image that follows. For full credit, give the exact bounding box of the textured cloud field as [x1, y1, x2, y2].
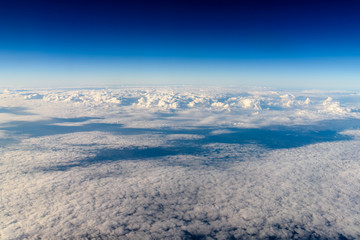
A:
[1, 87, 360, 239]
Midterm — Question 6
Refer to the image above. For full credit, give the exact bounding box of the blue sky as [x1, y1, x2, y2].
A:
[1, 0, 360, 89]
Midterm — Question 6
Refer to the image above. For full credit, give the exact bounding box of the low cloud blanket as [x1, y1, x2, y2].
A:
[1, 87, 360, 239]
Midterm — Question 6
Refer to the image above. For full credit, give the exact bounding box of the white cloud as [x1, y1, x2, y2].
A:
[1, 87, 360, 128]
[165, 134, 205, 140]
[1, 87, 360, 239]
[2, 136, 360, 239]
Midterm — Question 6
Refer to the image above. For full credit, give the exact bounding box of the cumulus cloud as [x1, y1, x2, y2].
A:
[2, 87, 360, 127]
[1, 87, 360, 239]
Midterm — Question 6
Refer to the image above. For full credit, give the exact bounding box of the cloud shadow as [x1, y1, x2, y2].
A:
[0, 107, 35, 115]
[43, 146, 200, 171]
[2, 117, 359, 171]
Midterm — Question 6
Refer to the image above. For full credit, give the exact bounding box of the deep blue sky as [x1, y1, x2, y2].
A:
[1, 0, 360, 89]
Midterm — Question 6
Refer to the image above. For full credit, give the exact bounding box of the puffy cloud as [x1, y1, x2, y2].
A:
[1, 87, 359, 126]
[319, 97, 348, 115]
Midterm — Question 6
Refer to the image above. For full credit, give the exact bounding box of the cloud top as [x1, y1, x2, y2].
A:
[1, 87, 360, 239]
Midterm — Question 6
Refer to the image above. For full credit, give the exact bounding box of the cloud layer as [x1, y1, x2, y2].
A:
[2, 87, 360, 128]
[1, 87, 360, 239]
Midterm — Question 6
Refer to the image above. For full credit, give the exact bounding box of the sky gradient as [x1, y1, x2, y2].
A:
[1, 0, 360, 89]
